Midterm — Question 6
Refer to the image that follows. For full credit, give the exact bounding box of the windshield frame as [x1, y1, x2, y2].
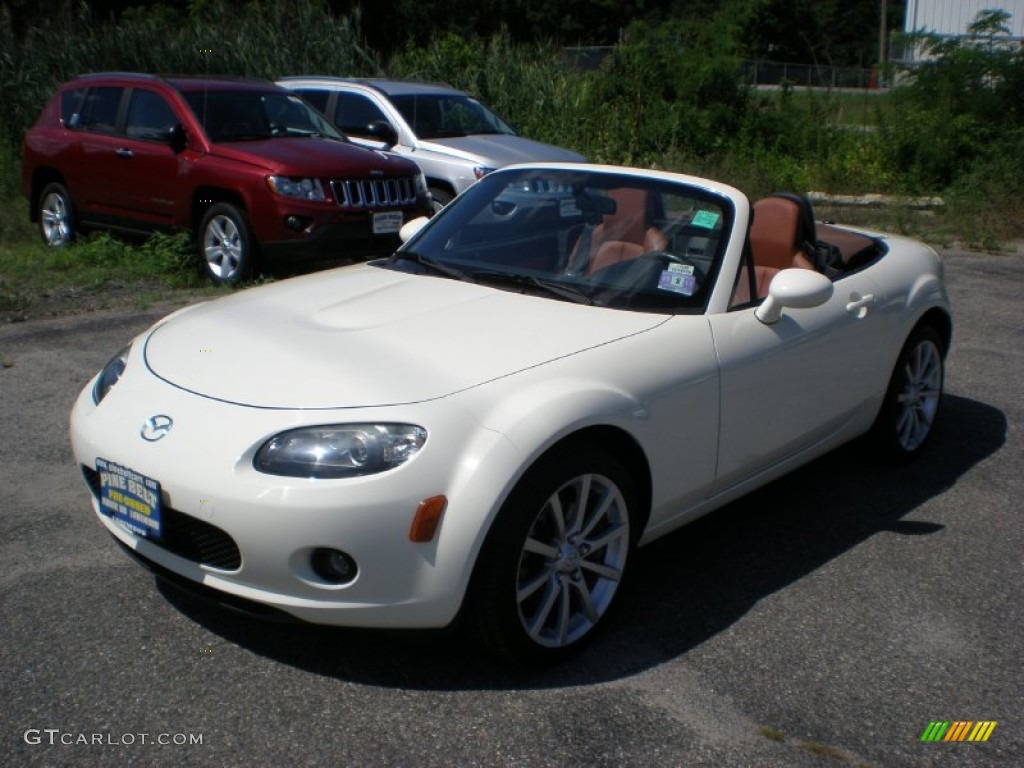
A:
[383, 168, 736, 315]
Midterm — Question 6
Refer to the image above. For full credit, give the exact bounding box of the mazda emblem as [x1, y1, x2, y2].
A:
[141, 414, 174, 442]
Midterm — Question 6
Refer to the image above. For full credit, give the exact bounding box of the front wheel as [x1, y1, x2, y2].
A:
[428, 187, 453, 214]
[198, 203, 254, 285]
[38, 182, 75, 247]
[869, 325, 945, 461]
[468, 446, 637, 664]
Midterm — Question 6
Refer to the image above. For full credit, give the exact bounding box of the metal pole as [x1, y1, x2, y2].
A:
[879, 0, 888, 65]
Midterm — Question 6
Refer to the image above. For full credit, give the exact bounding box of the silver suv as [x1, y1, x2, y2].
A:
[277, 77, 585, 210]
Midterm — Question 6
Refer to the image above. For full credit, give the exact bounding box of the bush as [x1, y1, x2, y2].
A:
[2, 1, 1023, 246]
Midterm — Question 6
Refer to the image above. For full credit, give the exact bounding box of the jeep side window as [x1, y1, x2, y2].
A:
[126, 89, 179, 141]
[60, 88, 87, 127]
[78, 87, 123, 133]
[334, 92, 389, 138]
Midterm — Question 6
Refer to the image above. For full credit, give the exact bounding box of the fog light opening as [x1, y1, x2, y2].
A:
[310, 548, 358, 584]
[285, 215, 312, 232]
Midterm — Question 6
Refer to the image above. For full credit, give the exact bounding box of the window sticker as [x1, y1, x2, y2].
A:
[691, 210, 720, 229]
[559, 197, 581, 217]
[658, 263, 698, 296]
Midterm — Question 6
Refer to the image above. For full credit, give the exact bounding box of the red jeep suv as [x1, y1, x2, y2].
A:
[22, 73, 432, 284]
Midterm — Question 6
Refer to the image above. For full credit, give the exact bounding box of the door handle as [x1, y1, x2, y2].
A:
[115, 148, 134, 159]
[845, 293, 875, 318]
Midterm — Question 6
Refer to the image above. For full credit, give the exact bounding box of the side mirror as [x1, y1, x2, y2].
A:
[399, 216, 430, 243]
[165, 123, 188, 153]
[755, 269, 834, 325]
[365, 120, 398, 147]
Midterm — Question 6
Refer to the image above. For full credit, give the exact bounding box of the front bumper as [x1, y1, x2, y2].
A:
[250, 191, 432, 261]
[70, 357, 518, 628]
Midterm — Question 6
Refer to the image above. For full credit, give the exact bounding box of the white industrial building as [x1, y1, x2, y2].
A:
[903, 0, 1024, 48]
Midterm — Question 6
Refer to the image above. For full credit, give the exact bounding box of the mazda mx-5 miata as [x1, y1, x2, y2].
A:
[71, 163, 951, 663]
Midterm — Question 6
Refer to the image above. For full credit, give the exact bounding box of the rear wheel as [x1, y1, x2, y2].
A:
[198, 203, 254, 285]
[468, 446, 637, 664]
[870, 325, 945, 461]
[38, 183, 75, 247]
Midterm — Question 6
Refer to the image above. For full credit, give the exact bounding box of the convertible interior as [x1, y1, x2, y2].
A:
[405, 173, 888, 312]
[730, 192, 887, 306]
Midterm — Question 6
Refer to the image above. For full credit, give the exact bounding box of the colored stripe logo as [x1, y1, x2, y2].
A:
[920, 721, 997, 742]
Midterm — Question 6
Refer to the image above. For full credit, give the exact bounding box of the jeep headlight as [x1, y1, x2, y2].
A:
[92, 345, 131, 405]
[267, 176, 326, 201]
[254, 423, 427, 478]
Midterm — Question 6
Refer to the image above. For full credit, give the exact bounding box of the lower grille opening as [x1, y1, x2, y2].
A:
[83, 464, 241, 570]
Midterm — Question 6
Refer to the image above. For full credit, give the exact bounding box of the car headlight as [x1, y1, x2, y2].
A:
[92, 345, 131, 405]
[254, 423, 427, 478]
[473, 166, 496, 180]
[266, 176, 326, 201]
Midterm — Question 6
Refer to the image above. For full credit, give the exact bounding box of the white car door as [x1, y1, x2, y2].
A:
[708, 268, 894, 490]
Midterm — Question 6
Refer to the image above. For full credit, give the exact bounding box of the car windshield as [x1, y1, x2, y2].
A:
[383, 168, 733, 313]
[389, 93, 516, 139]
[183, 90, 345, 143]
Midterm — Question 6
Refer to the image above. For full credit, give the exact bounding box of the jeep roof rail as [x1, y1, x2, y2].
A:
[77, 72, 162, 80]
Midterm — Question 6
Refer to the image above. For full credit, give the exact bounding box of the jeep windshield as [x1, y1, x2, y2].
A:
[183, 90, 344, 143]
[389, 94, 516, 140]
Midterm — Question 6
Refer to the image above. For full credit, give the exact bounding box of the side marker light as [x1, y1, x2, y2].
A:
[409, 495, 447, 543]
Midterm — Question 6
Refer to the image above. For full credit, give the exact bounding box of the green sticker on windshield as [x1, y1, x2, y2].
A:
[692, 210, 720, 229]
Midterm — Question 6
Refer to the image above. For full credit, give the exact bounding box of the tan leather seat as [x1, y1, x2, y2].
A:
[583, 188, 667, 273]
[749, 196, 815, 273]
[732, 195, 818, 306]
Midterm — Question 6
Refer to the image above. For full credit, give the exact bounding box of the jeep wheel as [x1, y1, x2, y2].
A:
[38, 183, 75, 247]
[199, 203, 254, 285]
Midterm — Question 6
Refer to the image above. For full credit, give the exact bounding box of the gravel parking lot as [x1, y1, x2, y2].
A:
[1, 248, 1020, 767]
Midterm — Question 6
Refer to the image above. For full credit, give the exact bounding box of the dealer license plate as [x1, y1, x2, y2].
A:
[97, 458, 162, 539]
[372, 211, 403, 234]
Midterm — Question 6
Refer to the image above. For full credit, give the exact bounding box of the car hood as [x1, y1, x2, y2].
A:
[418, 134, 586, 166]
[144, 265, 664, 409]
[209, 139, 416, 177]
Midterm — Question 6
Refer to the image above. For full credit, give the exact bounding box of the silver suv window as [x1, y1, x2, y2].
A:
[334, 92, 389, 138]
[389, 94, 514, 139]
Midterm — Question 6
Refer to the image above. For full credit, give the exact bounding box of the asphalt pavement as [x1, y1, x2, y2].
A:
[0, 248, 1020, 767]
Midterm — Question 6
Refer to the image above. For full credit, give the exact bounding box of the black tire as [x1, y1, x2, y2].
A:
[38, 182, 75, 247]
[428, 187, 454, 214]
[467, 445, 638, 665]
[869, 325, 945, 462]
[197, 203, 254, 285]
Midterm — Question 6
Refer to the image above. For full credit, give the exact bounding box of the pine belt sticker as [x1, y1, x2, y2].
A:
[692, 210, 720, 229]
[658, 262, 697, 296]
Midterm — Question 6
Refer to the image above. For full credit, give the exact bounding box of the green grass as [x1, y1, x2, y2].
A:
[0, 215, 228, 319]
[2, 230, 196, 285]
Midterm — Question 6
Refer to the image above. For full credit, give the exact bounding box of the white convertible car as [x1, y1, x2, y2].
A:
[71, 164, 951, 663]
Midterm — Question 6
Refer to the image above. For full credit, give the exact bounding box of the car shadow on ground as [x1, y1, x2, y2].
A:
[159, 393, 1005, 689]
